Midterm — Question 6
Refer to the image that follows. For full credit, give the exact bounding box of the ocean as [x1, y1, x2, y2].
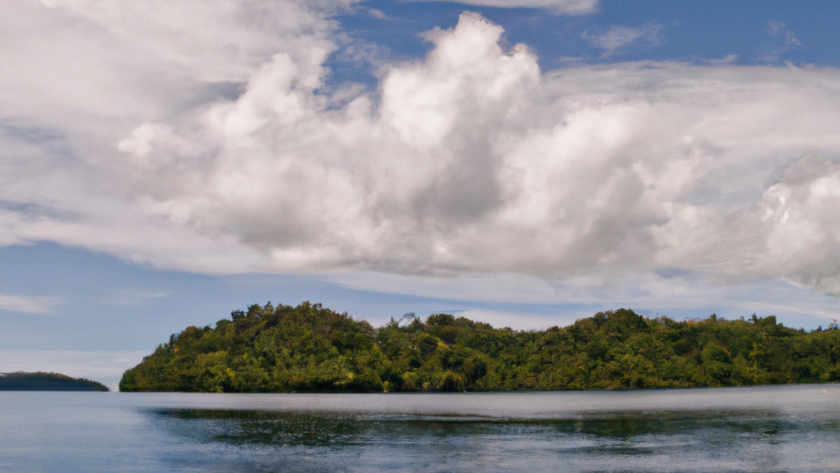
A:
[2, 384, 839, 472]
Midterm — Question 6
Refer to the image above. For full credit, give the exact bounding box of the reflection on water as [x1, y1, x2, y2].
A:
[1, 385, 839, 472]
[150, 405, 840, 472]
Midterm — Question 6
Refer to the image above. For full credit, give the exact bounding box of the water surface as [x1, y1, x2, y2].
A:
[2, 385, 839, 472]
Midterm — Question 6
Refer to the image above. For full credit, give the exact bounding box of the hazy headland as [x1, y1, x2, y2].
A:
[0, 371, 109, 391]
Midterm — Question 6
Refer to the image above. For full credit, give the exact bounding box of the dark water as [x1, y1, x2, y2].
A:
[2, 385, 839, 472]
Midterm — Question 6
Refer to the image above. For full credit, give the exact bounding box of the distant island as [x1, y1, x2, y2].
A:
[0, 372, 109, 391]
[120, 302, 840, 393]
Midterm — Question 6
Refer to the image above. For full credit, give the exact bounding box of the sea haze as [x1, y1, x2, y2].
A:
[1, 385, 839, 472]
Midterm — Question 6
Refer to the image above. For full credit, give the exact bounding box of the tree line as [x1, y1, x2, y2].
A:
[119, 302, 840, 392]
[0, 372, 109, 391]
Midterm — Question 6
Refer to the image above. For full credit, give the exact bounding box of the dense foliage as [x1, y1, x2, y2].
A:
[0, 372, 109, 391]
[120, 302, 840, 392]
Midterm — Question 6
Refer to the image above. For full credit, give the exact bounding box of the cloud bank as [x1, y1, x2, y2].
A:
[3, 3, 840, 299]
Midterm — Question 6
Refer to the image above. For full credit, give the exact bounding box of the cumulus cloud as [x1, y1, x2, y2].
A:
[759, 155, 840, 295]
[0, 0, 353, 272]
[3, 5, 840, 300]
[410, 0, 599, 15]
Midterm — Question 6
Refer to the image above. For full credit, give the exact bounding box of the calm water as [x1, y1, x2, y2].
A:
[2, 385, 839, 472]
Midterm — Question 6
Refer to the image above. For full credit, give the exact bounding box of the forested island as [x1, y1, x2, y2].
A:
[120, 302, 840, 393]
[0, 372, 109, 391]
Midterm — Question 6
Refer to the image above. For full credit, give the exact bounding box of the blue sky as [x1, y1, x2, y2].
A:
[333, 0, 840, 73]
[2, 0, 840, 388]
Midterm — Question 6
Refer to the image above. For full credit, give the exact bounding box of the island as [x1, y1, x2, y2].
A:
[120, 302, 840, 392]
[0, 372, 109, 391]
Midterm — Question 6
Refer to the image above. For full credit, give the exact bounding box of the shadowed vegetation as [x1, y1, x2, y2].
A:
[120, 302, 840, 392]
[0, 372, 109, 391]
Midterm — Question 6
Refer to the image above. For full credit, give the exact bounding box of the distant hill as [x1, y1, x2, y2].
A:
[0, 372, 109, 391]
[121, 302, 840, 393]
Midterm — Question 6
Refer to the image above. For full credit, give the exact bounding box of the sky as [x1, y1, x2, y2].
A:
[2, 0, 840, 390]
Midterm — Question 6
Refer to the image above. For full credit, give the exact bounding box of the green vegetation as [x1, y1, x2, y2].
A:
[0, 372, 109, 391]
[120, 302, 840, 392]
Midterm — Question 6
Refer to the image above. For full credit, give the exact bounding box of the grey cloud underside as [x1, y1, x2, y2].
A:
[2, 3, 840, 297]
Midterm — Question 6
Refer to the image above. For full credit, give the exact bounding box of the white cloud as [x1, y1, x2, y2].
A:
[704, 54, 738, 66]
[409, 0, 599, 15]
[761, 20, 801, 62]
[768, 20, 800, 46]
[0, 294, 61, 314]
[0, 0, 353, 273]
[361, 6, 388, 19]
[3, 7, 840, 303]
[768, 20, 784, 37]
[326, 270, 840, 328]
[581, 23, 663, 56]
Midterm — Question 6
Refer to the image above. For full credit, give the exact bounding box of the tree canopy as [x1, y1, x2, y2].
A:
[120, 302, 840, 393]
[0, 372, 109, 391]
